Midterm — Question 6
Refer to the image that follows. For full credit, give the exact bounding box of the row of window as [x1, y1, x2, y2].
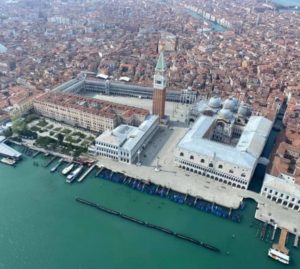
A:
[264, 188, 300, 203]
[97, 152, 130, 163]
[179, 153, 246, 178]
[179, 164, 246, 189]
[97, 142, 118, 149]
[177, 159, 247, 185]
[264, 194, 300, 211]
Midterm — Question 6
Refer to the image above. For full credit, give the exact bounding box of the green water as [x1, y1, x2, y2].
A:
[0, 154, 299, 269]
[273, 0, 300, 6]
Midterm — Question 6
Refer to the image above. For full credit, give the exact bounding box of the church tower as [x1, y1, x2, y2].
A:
[152, 52, 167, 119]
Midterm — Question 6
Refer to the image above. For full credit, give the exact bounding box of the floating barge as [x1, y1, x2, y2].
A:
[96, 168, 242, 223]
[75, 197, 221, 253]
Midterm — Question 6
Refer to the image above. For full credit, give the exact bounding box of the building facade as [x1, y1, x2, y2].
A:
[34, 93, 149, 133]
[175, 96, 272, 189]
[261, 174, 300, 212]
[152, 53, 167, 119]
[91, 115, 159, 164]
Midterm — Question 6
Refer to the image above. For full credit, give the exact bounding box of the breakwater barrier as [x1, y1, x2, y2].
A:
[75, 197, 221, 253]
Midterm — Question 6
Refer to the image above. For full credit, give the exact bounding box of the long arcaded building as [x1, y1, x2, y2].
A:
[33, 93, 149, 132]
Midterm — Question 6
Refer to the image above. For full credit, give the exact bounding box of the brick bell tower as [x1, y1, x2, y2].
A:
[152, 52, 167, 119]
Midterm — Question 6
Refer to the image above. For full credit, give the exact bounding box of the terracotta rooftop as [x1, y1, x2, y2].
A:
[35, 92, 149, 119]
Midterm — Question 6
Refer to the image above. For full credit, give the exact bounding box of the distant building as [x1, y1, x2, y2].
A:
[91, 115, 159, 164]
[33, 93, 149, 133]
[175, 96, 272, 189]
[261, 174, 300, 212]
[0, 44, 7, 54]
[180, 87, 197, 104]
[269, 139, 300, 183]
[152, 53, 167, 119]
[158, 32, 177, 53]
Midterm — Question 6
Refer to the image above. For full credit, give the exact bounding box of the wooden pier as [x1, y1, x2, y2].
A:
[78, 164, 96, 182]
[273, 228, 289, 255]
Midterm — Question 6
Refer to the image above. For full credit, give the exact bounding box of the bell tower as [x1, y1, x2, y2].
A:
[152, 52, 167, 119]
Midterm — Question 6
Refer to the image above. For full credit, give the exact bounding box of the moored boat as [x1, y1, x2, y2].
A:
[268, 228, 290, 265]
[268, 248, 290, 265]
[66, 165, 84, 183]
[62, 163, 74, 175]
[1, 157, 16, 166]
[50, 158, 64, 173]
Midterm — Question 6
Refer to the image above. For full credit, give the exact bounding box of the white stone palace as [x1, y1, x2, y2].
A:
[175, 96, 272, 189]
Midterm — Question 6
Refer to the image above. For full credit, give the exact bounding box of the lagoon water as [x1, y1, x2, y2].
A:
[0, 153, 299, 269]
[273, 0, 300, 6]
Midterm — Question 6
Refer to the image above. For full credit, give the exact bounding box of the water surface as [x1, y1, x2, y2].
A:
[0, 154, 299, 269]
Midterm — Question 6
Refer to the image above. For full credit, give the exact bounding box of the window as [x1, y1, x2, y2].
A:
[218, 164, 223, 169]
[209, 163, 213, 168]
[201, 159, 205, 163]
[180, 152, 184, 157]
[241, 173, 246, 177]
[229, 169, 233, 173]
[190, 155, 194, 160]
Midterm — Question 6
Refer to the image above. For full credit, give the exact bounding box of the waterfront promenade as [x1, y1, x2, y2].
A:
[9, 128, 300, 236]
[96, 156, 300, 235]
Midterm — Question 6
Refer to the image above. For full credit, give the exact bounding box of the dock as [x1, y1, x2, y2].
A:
[273, 228, 289, 255]
[271, 223, 277, 241]
[44, 156, 57, 168]
[294, 234, 299, 248]
[0, 136, 22, 159]
[260, 222, 268, 240]
[95, 165, 104, 177]
[32, 151, 40, 158]
[78, 164, 96, 182]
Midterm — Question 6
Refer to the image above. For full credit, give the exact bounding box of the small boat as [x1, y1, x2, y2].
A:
[62, 163, 74, 175]
[66, 165, 84, 183]
[268, 248, 290, 265]
[50, 158, 64, 173]
[1, 157, 16, 166]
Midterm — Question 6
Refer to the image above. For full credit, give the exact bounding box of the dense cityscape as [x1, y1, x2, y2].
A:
[0, 0, 300, 268]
